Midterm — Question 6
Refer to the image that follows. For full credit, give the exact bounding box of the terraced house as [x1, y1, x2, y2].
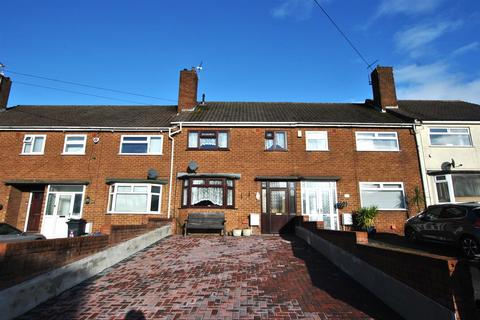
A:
[0, 66, 477, 238]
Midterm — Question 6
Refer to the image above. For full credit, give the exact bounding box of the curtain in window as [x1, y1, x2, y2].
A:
[115, 194, 148, 212]
[307, 138, 326, 150]
[362, 190, 405, 209]
[33, 137, 44, 152]
[453, 174, 480, 196]
[218, 132, 228, 148]
[191, 187, 223, 206]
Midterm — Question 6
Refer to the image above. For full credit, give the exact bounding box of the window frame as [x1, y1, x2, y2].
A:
[21, 134, 46, 155]
[305, 131, 329, 151]
[264, 131, 288, 151]
[187, 130, 229, 150]
[355, 131, 400, 152]
[107, 183, 162, 214]
[428, 127, 473, 147]
[181, 177, 235, 209]
[119, 135, 163, 155]
[44, 184, 85, 218]
[62, 134, 87, 155]
[359, 182, 406, 210]
[434, 174, 480, 203]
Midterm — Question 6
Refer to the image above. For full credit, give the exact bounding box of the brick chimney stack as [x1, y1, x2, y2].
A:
[0, 74, 12, 110]
[370, 66, 398, 111]
[177, 68, 198, 112]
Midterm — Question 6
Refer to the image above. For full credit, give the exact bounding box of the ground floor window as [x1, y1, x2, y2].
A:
[108, 183, 162, 213]
[182, 178, 234, 208]
[45, 185, 84, 218]
[434, 174, 480, 203]
[359, 182, 406, 210]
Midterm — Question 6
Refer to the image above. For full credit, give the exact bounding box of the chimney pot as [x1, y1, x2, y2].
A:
[370, 66, 398, 112]
[177, 69, 198, 112]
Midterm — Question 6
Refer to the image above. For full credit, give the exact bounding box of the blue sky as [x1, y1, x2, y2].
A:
[1, 0, 479, 106]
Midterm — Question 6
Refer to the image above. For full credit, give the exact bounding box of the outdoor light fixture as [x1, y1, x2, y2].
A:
[85, 196, 91, 205]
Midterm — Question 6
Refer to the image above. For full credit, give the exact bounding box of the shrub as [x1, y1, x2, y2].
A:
[354, 206, 378, 230]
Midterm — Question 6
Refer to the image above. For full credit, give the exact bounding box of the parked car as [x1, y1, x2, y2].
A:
[0, 223, 46, 243]
[404, 203, 480, 258]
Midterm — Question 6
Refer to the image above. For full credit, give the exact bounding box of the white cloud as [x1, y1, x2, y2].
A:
[395, 63, 480, 104]
[271, 0, 315, 20]
[394, 21, 461, 57]
[376, 0, 444, 17]
[452, 41, 479, 57]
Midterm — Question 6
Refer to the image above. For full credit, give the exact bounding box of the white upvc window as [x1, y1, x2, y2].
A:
[63, 134, 87, 155]
[434, 174, 480, 203]
[44, 185, 85, 218]
[359, 182, 406, 210]
[305, 131, 328, 151]
[355, 132, 399, 151]
[108, 183, 162, 214]
[120, 135, 163, 155]
[429, 128, 472, 146]
[22, 135, 46, 155]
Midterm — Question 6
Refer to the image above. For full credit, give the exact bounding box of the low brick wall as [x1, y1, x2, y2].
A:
[299, 221, 477, 319]
[101, 218, 171, 244]
[0, 235, 109, 290]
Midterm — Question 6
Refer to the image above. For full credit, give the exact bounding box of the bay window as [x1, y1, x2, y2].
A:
[360, 182, 406, 210]
[182, 178, 234, 208]
[108, 183, 162, 213]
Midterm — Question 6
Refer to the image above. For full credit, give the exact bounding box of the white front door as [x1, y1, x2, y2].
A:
[41, 185, 85, 239]
[301, 181, 338, 230]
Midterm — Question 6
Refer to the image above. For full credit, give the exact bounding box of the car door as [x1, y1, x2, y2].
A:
[438, 206, 468, 242]
[417, 206, 444, 240]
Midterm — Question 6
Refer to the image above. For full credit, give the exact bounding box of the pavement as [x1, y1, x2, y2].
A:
[19, 235, 402, 320]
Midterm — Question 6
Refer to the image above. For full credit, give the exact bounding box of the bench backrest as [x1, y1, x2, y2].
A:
[187, 212, 225, 223]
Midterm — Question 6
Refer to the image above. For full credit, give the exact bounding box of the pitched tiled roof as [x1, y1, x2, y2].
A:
[175, 102, 409, 123]
[0, 105, 177, 128]
[394, 100, 480, 121]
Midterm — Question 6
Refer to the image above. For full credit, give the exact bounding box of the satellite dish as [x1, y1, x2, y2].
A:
[441, 161, 453, 171]
[187, 161, 198, 173]
[147, 168, 158, 180]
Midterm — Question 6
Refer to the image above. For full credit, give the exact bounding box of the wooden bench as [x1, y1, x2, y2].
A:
[184, 212, 226, 236]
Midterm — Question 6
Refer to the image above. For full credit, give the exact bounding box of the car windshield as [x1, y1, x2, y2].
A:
[0, 224, 21, 235]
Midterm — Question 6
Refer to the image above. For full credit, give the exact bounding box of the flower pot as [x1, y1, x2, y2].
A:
[242, 229, 252, 236]
[232, 229, 242, 237]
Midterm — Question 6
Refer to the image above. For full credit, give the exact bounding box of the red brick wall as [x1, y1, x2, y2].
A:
[0, 131, 172, 232]
[0, 235, 109, 289]
[171, 127, 423, 234]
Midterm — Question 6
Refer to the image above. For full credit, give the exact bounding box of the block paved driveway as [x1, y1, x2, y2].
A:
[20, 235, 402, 320]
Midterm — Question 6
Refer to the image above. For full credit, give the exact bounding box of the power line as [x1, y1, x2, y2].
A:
[5, 69, 177, 102]
[14, 81, 154, 105]
[311, 0, 374, 68]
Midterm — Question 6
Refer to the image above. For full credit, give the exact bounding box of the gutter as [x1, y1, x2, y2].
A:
[0, 126, 171, 132]
[167, 123, 182, 219]
[170, 121, 414, 128]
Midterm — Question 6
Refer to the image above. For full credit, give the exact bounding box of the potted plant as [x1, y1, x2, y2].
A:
[232, 229, 242, 237]
[354, 206, 378, 235]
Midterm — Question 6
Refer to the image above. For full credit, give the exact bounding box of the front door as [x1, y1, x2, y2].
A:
[26, 191, 44, 232]
[301, 181, 338, 230]
[261, 181, 296, 234]
[41, 185, 84, 239]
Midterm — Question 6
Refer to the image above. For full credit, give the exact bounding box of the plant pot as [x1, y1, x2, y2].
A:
[365, 226, 377, 237]
[232, 229, 242, 237]
[242, 229, 252, 236]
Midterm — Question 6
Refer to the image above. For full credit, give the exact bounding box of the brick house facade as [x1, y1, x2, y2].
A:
[1, 66, 473, 237]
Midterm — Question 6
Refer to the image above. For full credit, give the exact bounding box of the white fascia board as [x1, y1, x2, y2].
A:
[420, 121, 480, 125]
[171, 121, 414, 128]
[0, 126, 172, 132]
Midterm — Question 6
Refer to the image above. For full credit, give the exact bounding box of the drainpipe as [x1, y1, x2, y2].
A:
[413, 120, 431, 207]
[167, 123, 182, 219]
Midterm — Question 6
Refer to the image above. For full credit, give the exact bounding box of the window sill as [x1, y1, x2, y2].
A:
[20, 153, 45, 156]
[118, 153, 163, 156]
[61, 153, 86, 156]
[106, 211, 161, 215]
[186, 148, 230, 151]
[428, 145, 474, 148]
[264, 149, 288, 152]
[356, 149, 400, 152]
[180, 206, 236, 210]
[306, 149, 329, 152]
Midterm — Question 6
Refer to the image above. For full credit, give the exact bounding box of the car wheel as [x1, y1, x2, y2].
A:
[460, 236, 480, 259]
[405, 228, 418, 243]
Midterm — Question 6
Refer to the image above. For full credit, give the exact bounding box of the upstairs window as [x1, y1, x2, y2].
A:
[22, 135, 46, 155]
[356, 132, 399, 151]
[360, 182, 406, 210]
[265, 131, 287, 151]
[63, 135, 87, 155]
[305, 131, 328, 151]
[120, 135, 163, 155]
[188, 131, 229, 150]
[108, 183, 162, 214]
[429, 128, 472, 146]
